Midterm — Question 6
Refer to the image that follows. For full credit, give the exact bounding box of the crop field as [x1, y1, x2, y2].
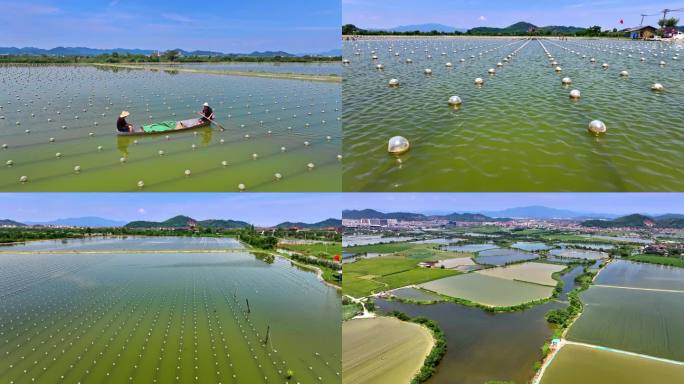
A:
[567, 285, 684, 361]
[342, 317, 433, 384]
[419, 273, 554, 307]
[343, 254, 459, 298]
[0, 65, 340, 191]
[548, 248, 607, 260]
[476, 261, 564, 286]
[475, 248, 540, 265]
[0, 244, 341, 383]
[541, 343, 684, 384]
[343, 241, 418, 254]
[595, 259, 684, 291]
[343, 37, 684, 191]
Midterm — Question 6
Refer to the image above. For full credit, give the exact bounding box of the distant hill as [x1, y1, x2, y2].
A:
[275, 218, 342, 228]
[0, 47, 336, 57]
[0, 219, 26, 227]
[480, 206, 615, 219]
[581, 214, 684, 228]
[126, 215, 250, 229]
[467, 21, 584, 35]
[25, 217, 126, 227]
[342, 210, 501, 222]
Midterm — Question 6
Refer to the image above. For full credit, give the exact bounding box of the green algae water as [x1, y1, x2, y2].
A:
[0, 238, 341, 383]
[342, 37, 684, 191]
[0, 65, 341, 191]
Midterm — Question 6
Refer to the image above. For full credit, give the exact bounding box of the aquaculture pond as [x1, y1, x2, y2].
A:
[376, 298, 564, 384]
[0, 245, 341, 383]
[555, 242, 614, 250]
[548, 248, 606, 260]
[164, 62, 341, 76]
[1, 236, 244, 252]
[390, 287, 443, 302]
[342, 235, 413, 247]
[594, 259, 684, 291]
[511, 241, 551, 251]
[443, 243, 498, 252]
[342, 37, 684, 191]
[475, 248, 540, 265]
[0, 65, 341, 191]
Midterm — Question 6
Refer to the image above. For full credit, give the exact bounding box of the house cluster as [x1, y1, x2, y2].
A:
[342, 218, 449, 229]
[643, 242, 684, 256]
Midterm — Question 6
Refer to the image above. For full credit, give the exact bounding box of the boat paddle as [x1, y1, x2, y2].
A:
[197, 112, 226, 131]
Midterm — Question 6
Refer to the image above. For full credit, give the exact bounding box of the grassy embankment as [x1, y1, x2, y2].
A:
[278, 242, 342, 287]
[628, 254, 684, 268]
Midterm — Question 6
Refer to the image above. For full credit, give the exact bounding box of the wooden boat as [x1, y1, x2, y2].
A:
[116, 118, 210, 136]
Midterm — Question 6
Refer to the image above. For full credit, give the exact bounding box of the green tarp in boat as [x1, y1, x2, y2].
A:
[142, 121, 176, 132]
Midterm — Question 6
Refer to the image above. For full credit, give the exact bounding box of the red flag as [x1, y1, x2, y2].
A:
[620, 19, 624, 24]
[334, 254, 341, 262]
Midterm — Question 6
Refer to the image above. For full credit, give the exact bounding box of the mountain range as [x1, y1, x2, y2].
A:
[25, 217, 127, 227]
[0, 47, 340, 57]
[342, 209, 505, 222]
[124, 215, 340, 229]
[348, 21, 586, 35]
[467, 21, 584, 35]
[372, 23, 467, 33]
[479, 206, 617, 219]
[582, 214, 684, 228]
[0, 219, 27, 227]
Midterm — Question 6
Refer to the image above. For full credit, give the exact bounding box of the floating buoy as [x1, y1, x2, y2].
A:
[587, 120, 607, 136]
[337, 154, 343, 161]
[445, 62, 453, 67]
[376, 64, 384, 70]
[387, 136, 410, 154]
[120, 157, 126, 164]
[651, 83, 664, 91]
[238, 183, 245, 191]
[474, 77, 484, 85]
[97, 145, 103, 151]
[488, 68, 496, 74]
[137, 180, 144, 189]
[307, 162, 315, 170]
[619, 70, 629, 77]
[74, 165, 81, 173]
[55, 152, 62, 158]
[280, 146, 286, 152]
[158, 150, 165, 156]
[569, 89, 581, 99]
[274, 173, 282, 180]
[184, 169, 191, 176]
[6, 160, 13, 166]
[448, 95, 463, 106]
[221, 160, 228, 167]
[19, 175, 28, 183]
[388, 78, 399, 87]
[561, 77, 572, 85]
[304, 141, 310, 146]
[424, 68, 432, 75]
[555, 66, 562, 72]
[49, 137, 55, 143]
[602, 63, 609, 69]
[252, 153, 258, 159]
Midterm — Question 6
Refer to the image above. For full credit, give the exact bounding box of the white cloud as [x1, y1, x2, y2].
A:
[478, 15, 486, 21]
[137, 208, 146, 215]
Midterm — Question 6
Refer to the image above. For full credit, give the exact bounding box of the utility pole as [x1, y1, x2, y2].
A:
[640, 14, 647, 26]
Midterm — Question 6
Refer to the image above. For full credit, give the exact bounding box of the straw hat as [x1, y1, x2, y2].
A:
[203, 102, 209, 107]
[120, 111, 130, 118]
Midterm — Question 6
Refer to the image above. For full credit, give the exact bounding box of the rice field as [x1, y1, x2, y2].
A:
[0, 65, 341, 191]
[419, 272, 555, 307]
[567, 285, 684, 361]
[342, 37, 684, 191]
[477, 261, 564, 286]
[540, 343, 684, 384]
[342, 317, 433, 384]
[475, 248, 540, 265]
[0, 239, 341, 383]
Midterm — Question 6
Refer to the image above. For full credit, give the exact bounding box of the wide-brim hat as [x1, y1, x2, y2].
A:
[120, 111, 130, 118]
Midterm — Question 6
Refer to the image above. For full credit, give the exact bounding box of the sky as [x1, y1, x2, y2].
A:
[0, 0, 340, 53]
[343, 0, 684, 30]
[342, 193, 684, 215]
[0, 193, 343, 226]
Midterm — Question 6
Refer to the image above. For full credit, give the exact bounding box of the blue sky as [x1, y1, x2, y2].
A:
[0, 193, 343, 226]
[0, 0, 340, 53]
[342, 193, 684, 215]
[343, 0, 684, 30]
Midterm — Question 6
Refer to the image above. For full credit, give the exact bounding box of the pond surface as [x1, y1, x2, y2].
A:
[342, 235, 413, 247]
[444, 243, 498, 252]
[582, 235, 653, 244]
[476, 248, 540, 265]
[549, 248, 606, 260]
[343, 37, 684, 191]
[0, 65, 340, 191]
[595, 259, 684, 291]
[390, 287, 442, 302]
[0, 243, 340, 383]
[511, 241, 551, 251]
[164, 62, 341, 75]
[1, 236, 243, 251]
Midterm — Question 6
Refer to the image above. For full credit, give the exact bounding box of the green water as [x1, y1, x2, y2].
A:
[342, 37, 684, 191]
[476, 248, 539, 265]
[1, 236, 244, 252]
[0, 65, 341, 191]
[165, 63, 341, 75]
[0, 244, 341, 383]
[596, 259, 684, 290]
[567, 285, 684, 361]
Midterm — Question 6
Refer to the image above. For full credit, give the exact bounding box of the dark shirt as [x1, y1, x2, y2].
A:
[116, 117, 129, 132]
[202, 106, 213, 120]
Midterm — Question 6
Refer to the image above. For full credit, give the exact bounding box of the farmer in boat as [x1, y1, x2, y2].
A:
[200, 102, 214, 123]
[117, 111, 134, 133]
